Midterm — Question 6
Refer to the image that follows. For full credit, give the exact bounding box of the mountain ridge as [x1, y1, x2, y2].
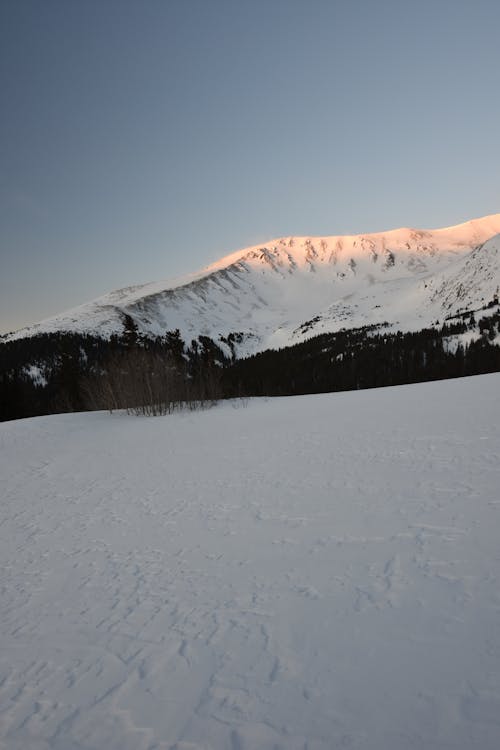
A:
[5, 213, 500, 357]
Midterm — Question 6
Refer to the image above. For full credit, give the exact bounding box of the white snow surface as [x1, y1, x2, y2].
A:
[6, 213, 500, 356]
[1, 375, 500, 749]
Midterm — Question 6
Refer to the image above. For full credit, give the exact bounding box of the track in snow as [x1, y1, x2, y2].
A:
[1, 375, 500, 749]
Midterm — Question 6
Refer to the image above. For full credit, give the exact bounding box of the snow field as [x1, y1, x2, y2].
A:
[1, 374, 500, 749]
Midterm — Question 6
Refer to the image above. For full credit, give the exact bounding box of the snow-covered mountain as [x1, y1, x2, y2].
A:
[7, 213, 500, 356]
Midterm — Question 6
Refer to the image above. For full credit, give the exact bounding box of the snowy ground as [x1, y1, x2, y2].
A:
[1, 375, 500, 750]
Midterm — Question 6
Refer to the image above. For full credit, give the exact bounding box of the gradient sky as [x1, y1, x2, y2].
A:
[1, 0, 499, 334]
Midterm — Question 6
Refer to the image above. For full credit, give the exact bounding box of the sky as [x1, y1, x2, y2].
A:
[1, 0, 499, 334]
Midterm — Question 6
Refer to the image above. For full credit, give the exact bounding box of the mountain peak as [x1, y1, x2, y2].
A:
[5, 213, 500, 354]
[201, 212, 500, 276]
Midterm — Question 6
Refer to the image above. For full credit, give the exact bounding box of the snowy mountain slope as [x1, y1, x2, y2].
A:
[6, 213, 500, 356]
[1, 374, 500, 750]
[429, 231, 500, 312]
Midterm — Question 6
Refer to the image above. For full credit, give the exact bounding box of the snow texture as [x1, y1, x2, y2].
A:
[1, 374, 500, 749]
[6, 214, 500, 357]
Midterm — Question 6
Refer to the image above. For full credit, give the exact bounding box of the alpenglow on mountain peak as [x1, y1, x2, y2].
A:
[7, 212, 500, 357]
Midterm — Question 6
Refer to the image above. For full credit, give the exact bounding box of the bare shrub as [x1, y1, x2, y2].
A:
[81, 347, 221, 416]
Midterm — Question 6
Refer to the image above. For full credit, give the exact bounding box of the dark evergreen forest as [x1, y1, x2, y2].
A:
[1, 303, 499, 422]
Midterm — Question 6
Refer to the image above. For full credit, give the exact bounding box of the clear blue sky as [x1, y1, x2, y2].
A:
[1, 0, 499, 334]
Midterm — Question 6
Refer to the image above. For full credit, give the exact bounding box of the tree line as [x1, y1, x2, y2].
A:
[0, 321, 228, 421]
[1, 303, 499, 422]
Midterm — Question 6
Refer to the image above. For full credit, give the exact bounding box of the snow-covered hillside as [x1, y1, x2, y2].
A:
[1, 374, 500, 749]
[6, 214, 500, 356]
